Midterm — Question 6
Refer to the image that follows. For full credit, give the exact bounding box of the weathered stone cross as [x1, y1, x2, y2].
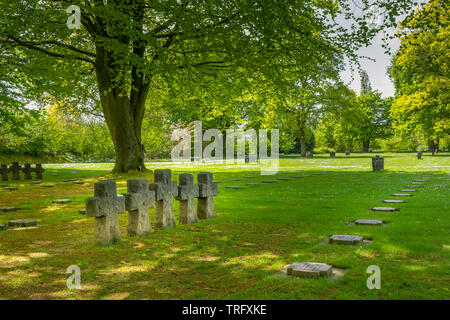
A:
[34, 164, 45, 180]
[149, 169, 177, 229]
[85, 180, 125, 245]
[124, 179, 155, 236]
[10, 162, 22, 180]
[197, 172, 218, 219]
[0, 165, 9, 181]
[175, 173, 199, 224]
[22, 164, 33, 179]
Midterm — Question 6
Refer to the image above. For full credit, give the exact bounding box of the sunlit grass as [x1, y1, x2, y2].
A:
[0, 152, 448, 299]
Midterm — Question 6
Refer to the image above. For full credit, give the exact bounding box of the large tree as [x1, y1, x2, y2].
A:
[0, 0, 417, 172]
[390, 0, 450, 154]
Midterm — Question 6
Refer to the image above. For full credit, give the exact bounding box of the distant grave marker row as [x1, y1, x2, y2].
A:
[0, 162, 44, 181]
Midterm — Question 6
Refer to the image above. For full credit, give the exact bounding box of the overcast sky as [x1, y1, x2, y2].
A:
[340, 32, 400, 98]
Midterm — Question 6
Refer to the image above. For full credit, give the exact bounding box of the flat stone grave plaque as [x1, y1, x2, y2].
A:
[0, 207, 19, 212]
[8, 219, 37, 227]
[41, 184, 54, 188]
[74, 181, 85, 185]
[52, 199, 72, 204]
[311, 173, 321, 175]
[3, 187, 18, 191]
[231, 179, 240, 181]
[372, 207, 398, 212]
[355, 219, 383, 226]
[383, 200, 405, 204]
[31, 181, 41, 184]
[277, 178, 289, 181]
[414, 179, 427, 182]
[225, 186, 241, 190]
[407, 185, 422, 188]
[401, 189, 416, 192]
[329, 235, 363, 245]
[262, 180, 276, 183]
[246, 183, 259, 186]
[79, 209, 87, 215]
[411, 182, 424, 185]
[287, 262, 332, 278]
[0, 184, 8, 187]
[243, 176, 254, 178]
[0, 225, 7, 231]
[62, 180, 71, 182]
[302, 174, 311, 177]
[290, 176, 302, 178]
[392, 193, 413, 197]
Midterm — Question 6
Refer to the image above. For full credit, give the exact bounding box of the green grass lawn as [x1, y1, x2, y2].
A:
[0, 153, 449, 299]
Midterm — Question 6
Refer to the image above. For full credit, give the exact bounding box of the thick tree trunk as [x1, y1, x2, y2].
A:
[362, 140, 370, 153]
[95, 46, 148, 173]
[299, 128, 306, 157]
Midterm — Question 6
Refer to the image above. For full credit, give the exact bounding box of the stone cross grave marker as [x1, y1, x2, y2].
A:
[22, 164, 33, 180]
[10, 162, 21, 180]
[306, 152, 313, 159]
[345, 150, 351, 156]
[85, 180, 125, 245]
[0, 225, 7, 231]
[149, 169, 178, 229]
[329, 235, 363, 245]
[175, 174, 199, 224]
[330, 152, 336, 158]
[34, 164, 45, 180]
[197, 172, 218, 220]
[372, 155, 384, 172]
[0, 164, 9, 181]
[287, 262, 332, 278]
[417, 151, 422, 159]
[124, 179, 155, 236]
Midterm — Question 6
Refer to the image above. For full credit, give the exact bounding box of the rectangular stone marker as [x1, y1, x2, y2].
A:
[345, 150, 351, 156]
[383, 200, 405, 203]
[245, 183, 259, 186]
[400, 189, 416, 192]
[0, 207, 18, 212]
[79, 209, 87, 215]
[3, 187, 18, 191]
[197, 172, 218, 220]
[417, 151, 422, 159]
[22, 164, 33, 180]
[262, 180, 276, 183]
[355, 219, 383, 226]
[52, 199, 72, 204]
[231, 179, 240, 181]
[149, 169, 178, 229]
[1, 164, 9, 181]
[85, 180, 126, 245]
[330, 152, 336, 158]
[10, 162, 22, 180]
[31, 181, 42, 184]
[290, 176, 302, 178]
[34, 164, 45, 180]
[8, 219, 37, 228]
[372, 206, 398, 212]
[277, 178, 289, 181]
[287, 262, 332, 278]
[329, 235, 363, 245]
[305, 152, 313, 159]
[41, 184, 54, 188]
[225, 186, 241, 189]
[175, 174, 199, 224]
[372, 155, 384, 172]
[392, 193, 413, 197]
[0, 225, 7, 231]
[124, 179, 155, 236]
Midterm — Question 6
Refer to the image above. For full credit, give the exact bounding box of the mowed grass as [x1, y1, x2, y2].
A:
[0, 153, 448, 300]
